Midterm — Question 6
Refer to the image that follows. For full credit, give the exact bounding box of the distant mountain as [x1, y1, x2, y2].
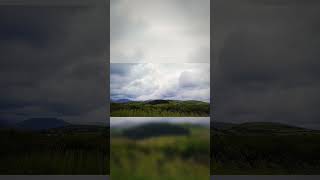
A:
[212, 122, 236, 130]
[111, 98, 132, 103]
[16, 118, 70, 131]
[86, 121, 108, 127]
[46, 124, 108, 134]
[212, 122, 317, 135]
[146, 99, 170, 105]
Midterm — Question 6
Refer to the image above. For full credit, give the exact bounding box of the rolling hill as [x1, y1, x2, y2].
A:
[16, 118, 70, 131]
[111, 99, 210, 117]
[212, 122, 318, 136]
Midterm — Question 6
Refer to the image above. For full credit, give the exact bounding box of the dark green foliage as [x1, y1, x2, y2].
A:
[211, 122, 320, 174]
[146, 100, 170, 105]
[111, 100, 210, 117]
[0, 126, 109, 174]
[122, 123, 190, 140]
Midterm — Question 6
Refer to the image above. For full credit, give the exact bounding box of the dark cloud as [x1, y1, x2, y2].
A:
[213, 0, 320, 129]
[0, 1, 108, 124]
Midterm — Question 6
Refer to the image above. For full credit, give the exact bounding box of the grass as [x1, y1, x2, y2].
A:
[111, 100, 210, 117]
[211, 127, 320, 174]
[0, 128, 109, 174]
[110, 124, 210, 179]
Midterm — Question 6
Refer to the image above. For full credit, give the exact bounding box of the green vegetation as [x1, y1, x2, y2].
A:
[0, 126, 109, 174]
[211, 122, 320, 174]
[111, 100, 210, 117]
[122, 123, 190, 139]
[111, 123, 210, 179]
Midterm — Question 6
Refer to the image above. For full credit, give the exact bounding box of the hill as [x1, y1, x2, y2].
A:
[111, 98, 132, 103]
[111, 99, 210, 117]
[16, 118, 70, 131]
[212, 121, 236, 130]
[212, 122, 317, 136]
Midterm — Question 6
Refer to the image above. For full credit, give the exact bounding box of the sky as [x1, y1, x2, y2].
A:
[111, 63, 210, 102]
[0, 0, 108, 124]
[111, 0, 210, 63]
[4, 0, 320, 129]
[213, 0, 320, 129]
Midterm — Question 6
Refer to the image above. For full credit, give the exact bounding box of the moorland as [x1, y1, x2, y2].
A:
[211, 121, 320, 174]
[111, 99, 210, 117]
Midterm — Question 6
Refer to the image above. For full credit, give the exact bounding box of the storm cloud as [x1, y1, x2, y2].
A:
[0, 0, 108, 124]
[111, 63, 210, 102]
[213, 0, 320, 129]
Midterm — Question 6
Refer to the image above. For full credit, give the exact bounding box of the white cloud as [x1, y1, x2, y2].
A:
[111, 63, 210, 102]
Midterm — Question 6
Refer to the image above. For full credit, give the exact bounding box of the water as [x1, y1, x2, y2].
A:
[110, 117, 210, 128]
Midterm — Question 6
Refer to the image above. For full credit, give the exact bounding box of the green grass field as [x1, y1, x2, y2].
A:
[110, 124, 210, 179]
[211, 122, 320, 174]
[0, 127, 109, 174]
[111, 100, 210, 117]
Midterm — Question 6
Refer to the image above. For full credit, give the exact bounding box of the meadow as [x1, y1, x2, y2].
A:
[0, 126, 109, 174]
[111, 100, 210, 117]
[110, 123, 210, 180]
[211, 122, 320, 174]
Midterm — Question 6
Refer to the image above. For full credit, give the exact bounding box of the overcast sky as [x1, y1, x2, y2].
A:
[213, 0, 320, 129]
[0, 1, 108, 124]
[111, 63, 210, 102]
[111, 0, 210, 63]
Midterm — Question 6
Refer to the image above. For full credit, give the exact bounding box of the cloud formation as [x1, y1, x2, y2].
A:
[111, 0, 210, 63]
[213, 0, 320, 129]
[0, 1, 108, 124]
[111, 63, 210, 102]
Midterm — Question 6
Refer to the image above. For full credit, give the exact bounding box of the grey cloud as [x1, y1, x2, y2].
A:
[111, 0, 210, 63]
[213, 0, 320, 129]
[0, 1, 108, 124]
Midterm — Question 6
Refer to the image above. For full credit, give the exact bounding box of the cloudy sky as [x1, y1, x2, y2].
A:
[111, 0, 210, 63]
[0, 0, 108, 124]
[111, 63, 210, 102]
[213, 0, 320, 129]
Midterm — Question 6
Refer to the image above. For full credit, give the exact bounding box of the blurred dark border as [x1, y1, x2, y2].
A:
[210, 0, 320, 179]
[0, 0, 109, 178]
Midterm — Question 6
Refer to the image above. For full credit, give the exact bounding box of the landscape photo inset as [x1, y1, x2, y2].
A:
[110, 63, 210, 179]
[111, 63, 210, 117]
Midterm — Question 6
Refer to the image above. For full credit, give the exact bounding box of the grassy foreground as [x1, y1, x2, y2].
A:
[111, 100, 210, 117]
[110, 124, 210, 179]
[211, 122, 320, 174]
[0, 127, 109, 174]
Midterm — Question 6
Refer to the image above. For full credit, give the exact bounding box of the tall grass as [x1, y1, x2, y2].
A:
[0, 129, 109, 174]
[111, 101, 210, 117]
[110, 126, 210, 179]
[211, 133, 320, 174]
